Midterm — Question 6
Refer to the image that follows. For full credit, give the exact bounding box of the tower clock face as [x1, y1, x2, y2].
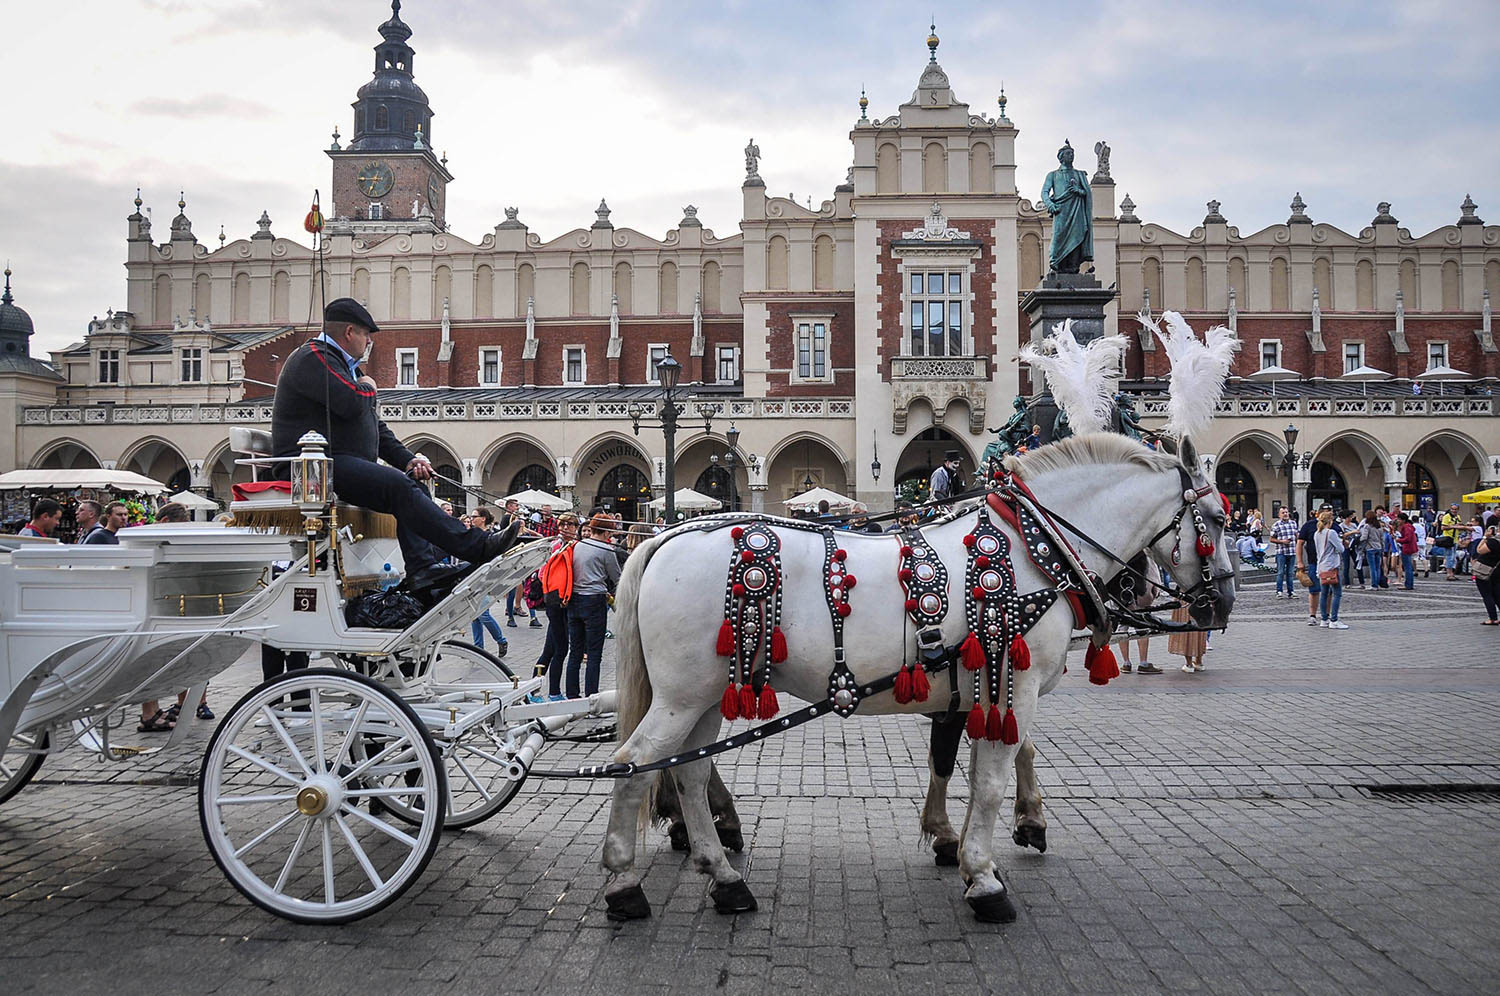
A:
[356, 162, 394, 199]
[427, 174, 441, 210]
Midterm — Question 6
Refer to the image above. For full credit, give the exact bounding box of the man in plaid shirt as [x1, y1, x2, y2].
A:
[1270, 507, 1299, 597]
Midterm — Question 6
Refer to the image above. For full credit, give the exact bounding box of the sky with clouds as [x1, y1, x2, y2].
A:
[5, 0, 1497, 355]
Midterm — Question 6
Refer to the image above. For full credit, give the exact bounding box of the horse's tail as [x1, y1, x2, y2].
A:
[614, 529, 668, 752]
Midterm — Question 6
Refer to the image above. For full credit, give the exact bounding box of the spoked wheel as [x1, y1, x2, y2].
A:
[0, 730, 48, 808]
[199, 669, 446, 924]
[375, 641, 527, 829]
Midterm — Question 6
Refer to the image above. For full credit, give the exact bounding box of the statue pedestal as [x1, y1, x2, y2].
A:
[1020, 272, 1119, 444]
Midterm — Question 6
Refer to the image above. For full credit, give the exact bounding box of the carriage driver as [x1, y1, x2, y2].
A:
[270, 298, 521, 588]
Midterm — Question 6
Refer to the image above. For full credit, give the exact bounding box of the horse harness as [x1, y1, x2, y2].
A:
[550, 468, 1223, 781]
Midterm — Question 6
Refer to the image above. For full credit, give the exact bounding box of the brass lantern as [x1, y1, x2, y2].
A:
[293, 431, 332, 512]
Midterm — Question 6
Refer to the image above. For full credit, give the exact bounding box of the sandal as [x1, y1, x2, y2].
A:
[137, 709, 175, 733]
[196, 703, 215, 720]
[164, 703, 182, 724]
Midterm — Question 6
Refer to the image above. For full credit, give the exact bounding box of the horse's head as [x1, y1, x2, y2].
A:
[1149, 437, 1236, 629]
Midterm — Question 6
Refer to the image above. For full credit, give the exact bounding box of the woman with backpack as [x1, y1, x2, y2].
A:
[534, 513, 579, 700]
[1474, 525, 1500, 625]
[563, 514, 623, 698]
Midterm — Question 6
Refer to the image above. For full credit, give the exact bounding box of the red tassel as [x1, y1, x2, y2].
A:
[758, 684, 779, 720]
[720, 683, 740, 721]
[904, 598, 919, 613]
[1196, 536, 1215, 557]
[731, 527, 744, 540]
[1009, 634, 1031, 672]
[770, 626, 788, 663]
[986, 703, 1003, 741]
[1000, 707, 1019, 745]
[842, 575, 857, 589]
[898, 568, 913, 582]
[961, 632, 986, 671]
[893, 665, 913, 704]
[1087, 643, 1119, 685]
[716, 620, 735, 656]
[911, 664, 931, 702]
[975, 555, 990, 568]
[739, 683, 757, 719]
[836, 602, 852, 617]
[965, 704, 986, 740]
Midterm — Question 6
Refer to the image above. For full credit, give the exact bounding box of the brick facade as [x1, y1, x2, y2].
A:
[329, 151, 446, 225]
[762, 296, 856, 397]
[874, 220, 998, 382]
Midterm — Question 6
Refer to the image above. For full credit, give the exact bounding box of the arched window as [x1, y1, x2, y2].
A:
[596, 464, 652, 522]
[153, 274, 172, 324]
[355, 108, 365, 134]
[232, 272, 250, 323]
[1186, 256, 1206, 311]
[1308, 461, 1348, 513]
[922, 141, 947, 193]
[613, 261, 633, 314]
[403, 110, 414, 134]
[1403, 461, 1439, 511]
[474, 265, 494, 318]
[766, 236, 788, 290]
[516, 262, 535, 317]
[193, 273, 212, 319]
[1020, 233, 1042, 290]
[432, 464, 465, 509]
[813, 234, 835, 290]
[391, 266, 411, 321]
[1486, 259, 1500, 302]
[1399, 258, 1418, 308]
[1228, 258, 1247, 308]
[375, 105, 388, 130]
[969, 142, 993, 193]
[702, 260, 722, 312]
[571, 261, 590, 315]
[1142, 258, 1163, 311]
[694, 465, 737, 511]
[1356, 260, 1375, 310]
[353, 267, 371, 307]
[272, 271, 290, 324]
[876, 143, 899, 193]
[1441, 260, 1461, 311]
[1215, 461, 1257, 513]
[433, 265, 452, 316]
[1271, 257, 1290, 311]
[509, 463, 557, 495]
[658, 261, 678, 314]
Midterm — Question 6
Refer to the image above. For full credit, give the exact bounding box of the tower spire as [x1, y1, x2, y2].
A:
[2, 264, 12, 307]
[927, 20, 939, 62]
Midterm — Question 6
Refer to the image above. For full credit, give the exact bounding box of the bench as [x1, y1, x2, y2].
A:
[227, 427, 396, 540]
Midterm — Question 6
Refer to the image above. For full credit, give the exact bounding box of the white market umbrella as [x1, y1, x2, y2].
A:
[0, 469, 169, 494]
[783, 486, 863, 513]
[501, 488, 571, 511]
[647, 487, 723, 512]
[1417, 364, 1470, 397]
[1247, 364, 1300, 400]
[1339, 364, 1392, 397]
[167, 490, 220, 511]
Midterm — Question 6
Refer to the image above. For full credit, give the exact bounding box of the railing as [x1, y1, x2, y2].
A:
[1131, 396, 1495, 419]
[890, 355, 983, 379]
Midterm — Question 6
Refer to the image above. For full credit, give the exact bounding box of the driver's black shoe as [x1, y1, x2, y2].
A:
[476, 519, 523, 565]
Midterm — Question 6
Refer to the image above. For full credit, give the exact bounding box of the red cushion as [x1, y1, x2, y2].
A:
[232, 480, 292, 501]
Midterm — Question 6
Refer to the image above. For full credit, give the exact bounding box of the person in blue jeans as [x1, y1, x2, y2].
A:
[1338, 512, 1364, 587]
[1397, 513, 1419, 590]
[564, 517, 621, 698]
[472, 607, 506, 654]
[1358, 510, 1386, 590]
[1269, 508, 1298, 596]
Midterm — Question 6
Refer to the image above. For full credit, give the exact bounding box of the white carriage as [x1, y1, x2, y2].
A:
[0, 431, 611, 923]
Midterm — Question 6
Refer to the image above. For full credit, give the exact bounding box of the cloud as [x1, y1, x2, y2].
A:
[128, 95, 276, 119]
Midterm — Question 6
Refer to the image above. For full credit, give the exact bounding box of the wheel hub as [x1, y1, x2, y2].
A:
[296, 774, 344, 818]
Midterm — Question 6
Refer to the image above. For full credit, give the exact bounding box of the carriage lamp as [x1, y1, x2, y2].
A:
[293, 431, 332, 573]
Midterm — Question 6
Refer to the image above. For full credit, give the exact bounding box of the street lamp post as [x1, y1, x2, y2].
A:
[1264, 423, 1300, 518]
[630, 354, 713, 525]
[725, 423, 741, 513]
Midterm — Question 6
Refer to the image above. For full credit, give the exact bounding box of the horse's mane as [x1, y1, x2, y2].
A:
[1004, 432, 1178, 480]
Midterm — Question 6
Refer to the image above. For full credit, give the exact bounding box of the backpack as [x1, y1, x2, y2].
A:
[538, 542, 575, 607]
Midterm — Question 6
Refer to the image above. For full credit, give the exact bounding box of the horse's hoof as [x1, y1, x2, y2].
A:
[1012, 824, 1047, 853]
[933, 840, 960, 866]
[605, 885, 652, 921]
[717, 826, 744, 853]
[967, 887, 1017, 924]
[667, 822, 690, 852]
[710, 879, 758, 915]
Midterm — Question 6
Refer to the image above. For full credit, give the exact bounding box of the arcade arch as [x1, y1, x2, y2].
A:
[892, 427, 975, 504]
[401, 435, 464, 509]
[573, 434, 652, 520]
[763, 433, 849, 506]
[1309, 431, 1391, 512]
[479, 434, 558, 501]
[30, 438, 102, 471]
[1405, 430, 1486, 507]
[118, 437, 190, 492]
[675, 434, 749, 512]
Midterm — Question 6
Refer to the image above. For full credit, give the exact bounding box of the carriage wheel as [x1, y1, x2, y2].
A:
[369, 641, 527, 830]
[199, 669, 446, 924]
[0, 730, 48, 808]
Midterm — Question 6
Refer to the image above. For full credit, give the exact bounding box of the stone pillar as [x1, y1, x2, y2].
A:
[1019, 274, 1119, 444]
[462, 459, 482, 514]
[749, 484, 767, 514]
[1292, 481, 1311, 522]
[1386, 482, 1405, 511]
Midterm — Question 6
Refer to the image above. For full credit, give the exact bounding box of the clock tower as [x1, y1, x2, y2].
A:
[327, 0, 452, 234]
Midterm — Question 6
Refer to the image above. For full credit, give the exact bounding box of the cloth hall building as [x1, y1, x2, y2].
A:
[3, 6, 1497, 520]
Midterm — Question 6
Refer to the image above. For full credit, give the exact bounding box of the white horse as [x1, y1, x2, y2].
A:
[602, 434, 1234, 922]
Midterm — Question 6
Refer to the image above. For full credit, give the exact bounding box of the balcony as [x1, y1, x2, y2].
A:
[890, 355, 985, 380]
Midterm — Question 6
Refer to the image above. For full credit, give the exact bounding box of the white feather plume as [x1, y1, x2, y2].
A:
[1140, 310, 1239, 439]
[1018, 321, 1127, 435]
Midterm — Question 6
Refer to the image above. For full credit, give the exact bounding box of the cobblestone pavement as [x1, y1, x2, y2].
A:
[4, 576, 1499, 995]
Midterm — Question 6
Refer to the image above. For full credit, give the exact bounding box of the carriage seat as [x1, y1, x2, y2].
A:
[227, 426, 396, 540]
